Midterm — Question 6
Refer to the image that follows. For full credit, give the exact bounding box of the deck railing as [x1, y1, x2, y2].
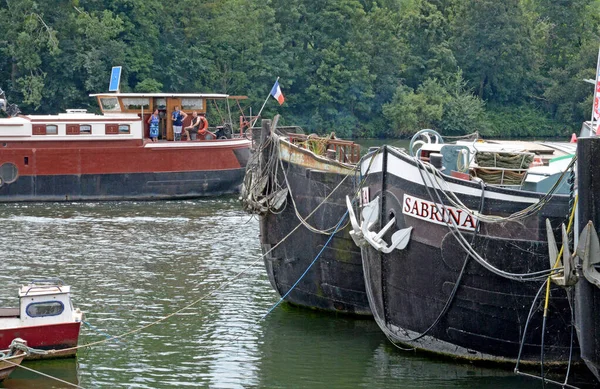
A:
[286, 133, 361, 164]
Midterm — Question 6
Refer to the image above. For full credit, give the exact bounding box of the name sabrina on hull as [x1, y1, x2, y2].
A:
[242, 118, 371, 316]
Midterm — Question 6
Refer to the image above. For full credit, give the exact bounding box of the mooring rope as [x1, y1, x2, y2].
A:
[538, 194, 578, 386]
[51, 148, 379, 356]
[279, 153, 353, 235]
[82, 320, 121, 344]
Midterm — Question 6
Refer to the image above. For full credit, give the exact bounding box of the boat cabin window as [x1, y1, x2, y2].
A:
[122, 97, 150, 111]
[181, 98, 203, 110]
[119, 124, 130, 134]
[99, 97, 121, 112]
[46, 125, 58, 135]
[154, 98, 166, 110]
[26, 301, 64, 317]
[80, 124, 92, 134]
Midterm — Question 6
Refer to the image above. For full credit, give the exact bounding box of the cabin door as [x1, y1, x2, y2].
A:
[166, 98, 182, 141]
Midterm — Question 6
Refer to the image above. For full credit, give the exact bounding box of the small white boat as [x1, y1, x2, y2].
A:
[0, 279, 83, 359]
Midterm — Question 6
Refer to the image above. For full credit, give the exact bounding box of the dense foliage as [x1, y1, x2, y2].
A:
[1, 0, 599, 138]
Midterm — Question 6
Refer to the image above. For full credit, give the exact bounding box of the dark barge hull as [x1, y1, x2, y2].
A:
[574, 137, 600, 381]
[360, 146, 577, 364]
[257, 138, 371, 316]
[0, 169, 245, 201]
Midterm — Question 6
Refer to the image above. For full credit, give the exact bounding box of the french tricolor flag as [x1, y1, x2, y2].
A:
[270, 80, 285, 105]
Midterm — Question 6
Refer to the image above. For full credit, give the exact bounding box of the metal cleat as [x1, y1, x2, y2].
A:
[545, 219, 577, 286]
[347, 195, 412, 253]
[575, 221, 600, 288]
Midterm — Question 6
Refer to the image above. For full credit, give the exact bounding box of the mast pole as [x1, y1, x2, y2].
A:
[252, 77, 279, 127]
[592, 46, 600, 135]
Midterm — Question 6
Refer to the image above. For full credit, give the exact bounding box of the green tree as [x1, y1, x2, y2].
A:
[383, 72, 486, 136]
[400, 0, 456, 89]
[440, 72, 488, 136]
[530, 0, 600, 126]
[0, 0, 60, 109]
[383, 79, 449, 135]
[450, 0, 535, 103]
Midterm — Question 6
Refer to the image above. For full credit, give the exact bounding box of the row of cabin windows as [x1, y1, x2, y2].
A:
[99, 97, 204, 112]
[32, 124, 130, 135]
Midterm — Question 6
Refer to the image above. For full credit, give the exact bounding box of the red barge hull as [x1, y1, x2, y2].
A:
[0, 140, 250, 202]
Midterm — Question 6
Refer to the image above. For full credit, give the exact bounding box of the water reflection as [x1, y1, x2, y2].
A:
[0, 199, 580, 388]
[2, 359, 79, 389]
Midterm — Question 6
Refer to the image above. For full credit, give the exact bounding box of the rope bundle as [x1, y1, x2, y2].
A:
[295, 132, 336, 157]
[475, 151, 534, 169]
[472, 168, 527, 186]
[241, 135, 288, 216]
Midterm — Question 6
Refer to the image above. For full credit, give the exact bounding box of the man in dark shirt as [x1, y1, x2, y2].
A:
[184, 111, 201, 141]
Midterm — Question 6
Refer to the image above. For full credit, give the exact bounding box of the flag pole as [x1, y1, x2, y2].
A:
[251, 77, 279, 128]
[592, 46, 600, 135]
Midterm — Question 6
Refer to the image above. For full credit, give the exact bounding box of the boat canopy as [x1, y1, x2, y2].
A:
[89, 92, 247, 117]
[90, 92, 232, 99]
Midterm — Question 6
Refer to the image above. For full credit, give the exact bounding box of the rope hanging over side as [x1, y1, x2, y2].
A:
[411, 150, 576, 224]
[242, 131, 359, 235]
[241, 134, 288, 215]
[413, 154, 564, 282]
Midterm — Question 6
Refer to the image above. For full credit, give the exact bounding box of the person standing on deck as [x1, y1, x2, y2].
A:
[148, 109, 160, 142]
[171, 106, 187, 141]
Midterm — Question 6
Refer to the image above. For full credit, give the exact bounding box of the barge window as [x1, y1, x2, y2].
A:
[80, 124, 92, 134]
[122, 97, 150, 111]
[182, 98, 203, 110]
[46, 125, 58, 135]
[32, 124, 46, 135]
[66, 124, 80, 135]
[105, 124, 119, 134]
[99, 97, 121, 112]
[118, 124, 130, 134]
[26, 301, 64, 317]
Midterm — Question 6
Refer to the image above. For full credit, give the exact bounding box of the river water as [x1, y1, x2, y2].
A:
[0, 197, 557, 388]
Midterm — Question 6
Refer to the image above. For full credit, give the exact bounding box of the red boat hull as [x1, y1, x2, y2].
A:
[0, 322, 81, 359]
[0, 140, 250, 201]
